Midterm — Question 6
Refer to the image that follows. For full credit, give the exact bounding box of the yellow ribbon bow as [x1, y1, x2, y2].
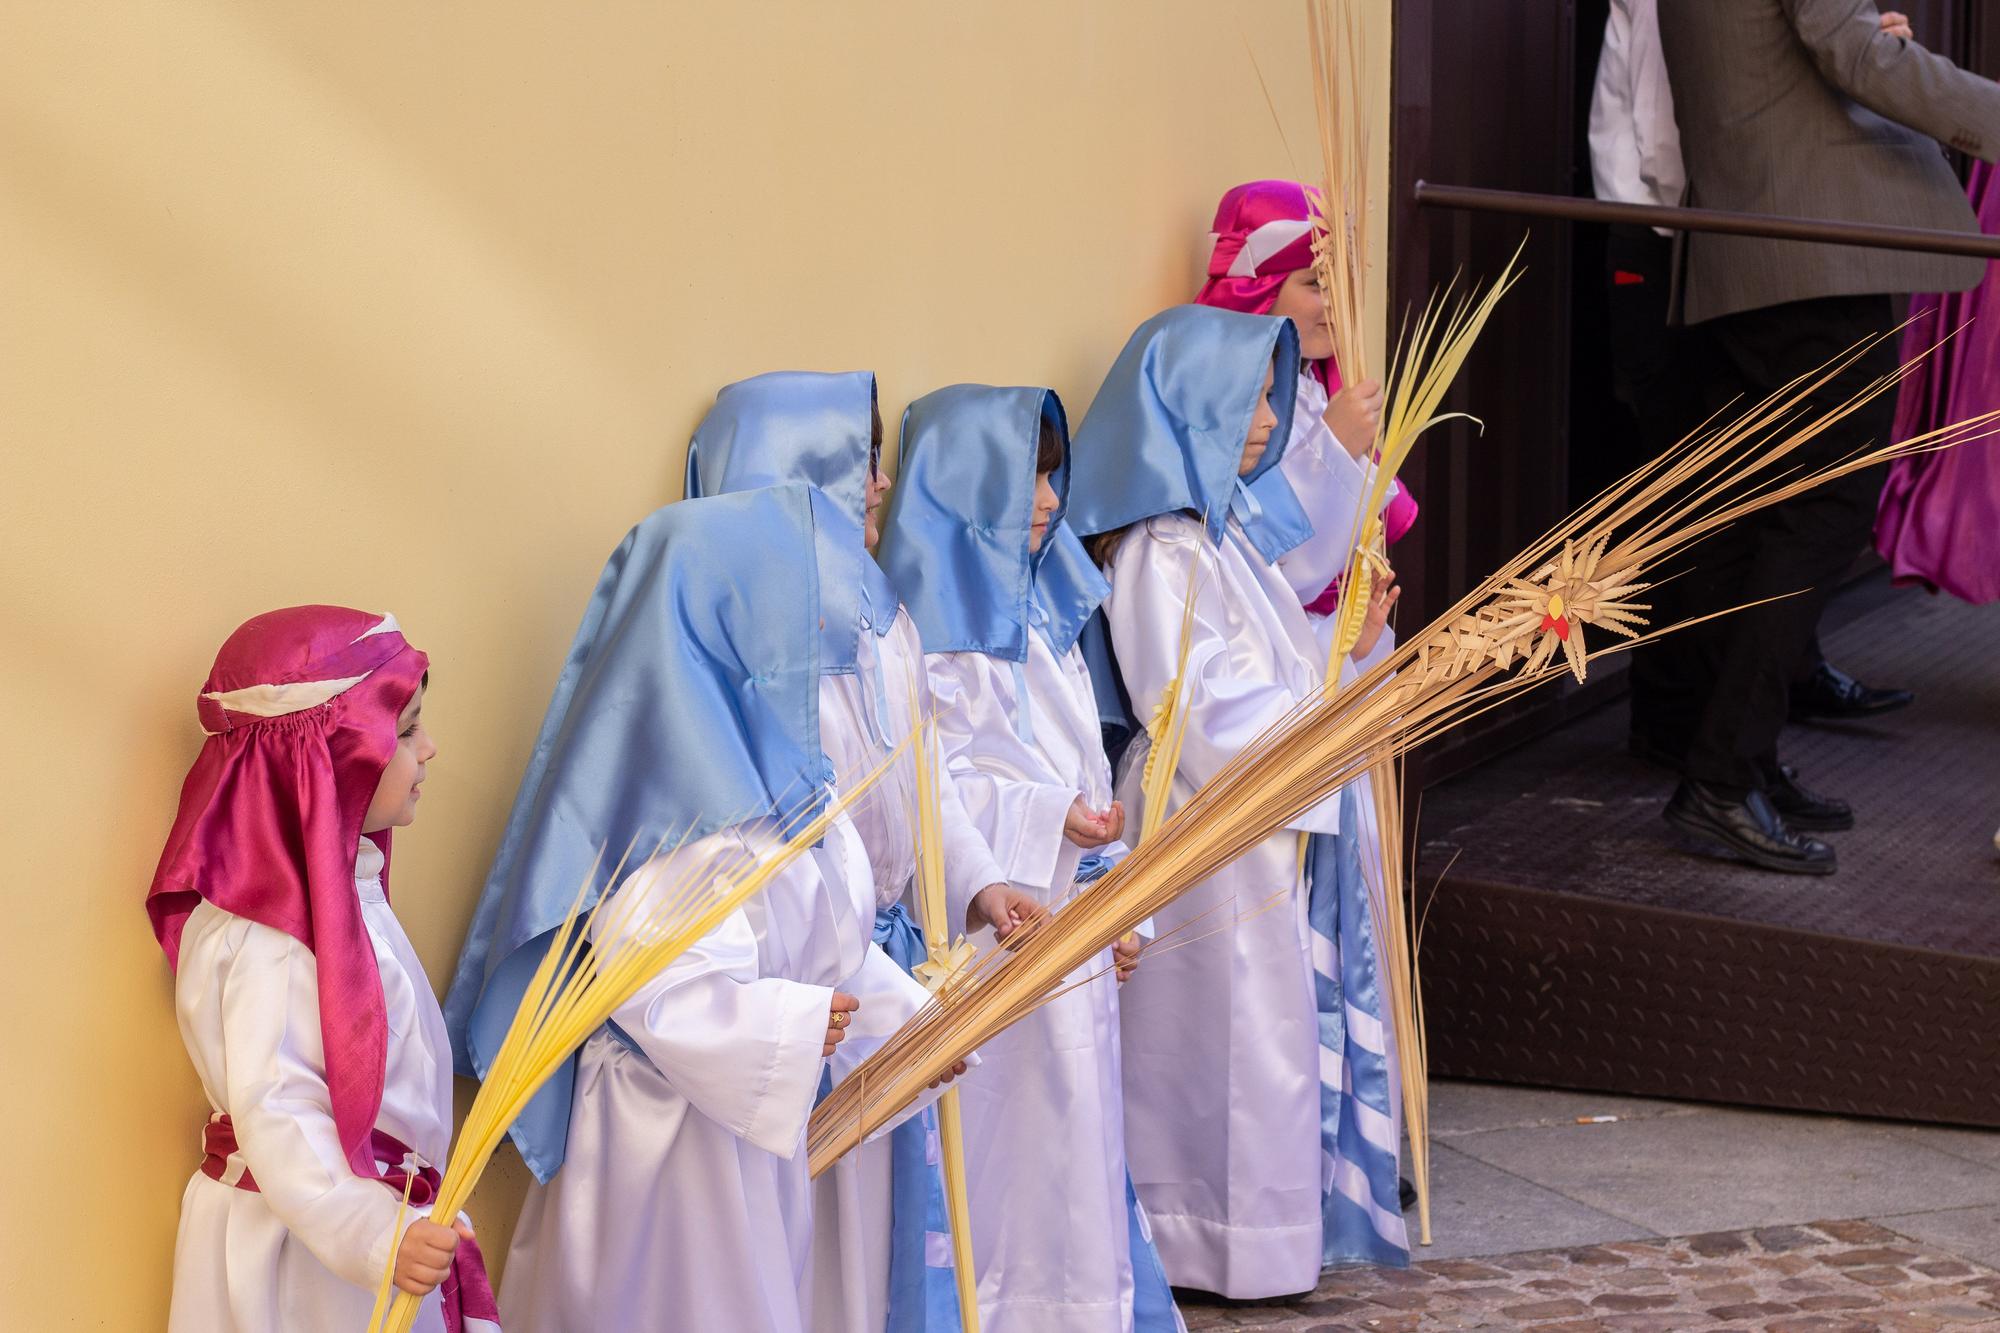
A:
[914, 935, 977, 995]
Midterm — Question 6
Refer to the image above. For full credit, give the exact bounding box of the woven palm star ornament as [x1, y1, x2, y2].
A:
[1484, 534, 1651, 682]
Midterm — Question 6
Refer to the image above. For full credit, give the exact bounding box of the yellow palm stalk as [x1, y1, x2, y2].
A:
[1305, 0, 1372, 387]
[1137, 547, 1207, 846]
[904, 673, 981, 1333]
[1363, 752, 1429, 1244]
[803, 335, 2000, 1173]
[368, 746, 905, 1333]
[1325, 250, 1524, 663]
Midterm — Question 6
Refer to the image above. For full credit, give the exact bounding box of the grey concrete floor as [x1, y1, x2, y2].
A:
[1413, 1079, 2000, 1269]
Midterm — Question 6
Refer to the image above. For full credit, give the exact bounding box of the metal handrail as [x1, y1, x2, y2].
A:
[1413, 180, 2000, 260]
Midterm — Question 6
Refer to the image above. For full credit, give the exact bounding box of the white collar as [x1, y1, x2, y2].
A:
[355, 837, 387, 902]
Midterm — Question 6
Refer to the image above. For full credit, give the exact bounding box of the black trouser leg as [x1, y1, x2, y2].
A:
[1792, 633, 1827, 688]
[1677, 295, 1897, 795]
[1603, 225, 1713, 751]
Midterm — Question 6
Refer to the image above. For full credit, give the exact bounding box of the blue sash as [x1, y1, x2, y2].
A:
[1126, 1173, 1185, 1329]
[812, 903, 963, 1331]
[1306, 790, 1409, 1267]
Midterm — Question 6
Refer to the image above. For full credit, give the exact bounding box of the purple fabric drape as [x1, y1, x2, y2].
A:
[1875, 161, 2000, 605]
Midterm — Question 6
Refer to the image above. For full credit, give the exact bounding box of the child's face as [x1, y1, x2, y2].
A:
[1028, 471, 1060, 553]
[1238, 362, 1280, 477]
[863, 403, 889, 553]
[864, 460, 890, 553]
[1270, 266, 1335, 364]
[362, 682, 435, 834]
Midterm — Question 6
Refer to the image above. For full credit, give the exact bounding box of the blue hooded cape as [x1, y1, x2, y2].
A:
[875, 384, 1107, 661]
[442, 483, 861, 1182]
[1064, 303, 1313, 562]
[684, 369, 899, 659]
[1065, 303, 1316, 747]
[689, 371, 967, 1327]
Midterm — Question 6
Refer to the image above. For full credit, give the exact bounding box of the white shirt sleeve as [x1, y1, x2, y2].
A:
[1591, 0, 1684, 228]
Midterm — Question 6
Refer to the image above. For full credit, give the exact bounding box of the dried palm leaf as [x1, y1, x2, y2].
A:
[368, 747, 904, 1332]
[804, 335, 1999, 1174]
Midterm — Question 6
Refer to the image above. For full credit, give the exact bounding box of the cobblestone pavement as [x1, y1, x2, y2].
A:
[1178, 1219, 2000, 1331]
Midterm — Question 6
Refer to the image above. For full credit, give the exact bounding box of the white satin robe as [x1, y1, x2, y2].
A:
[167, 838, 453, 1333]
[809, 607, 1013, 1333]
[927, 630, 1147, 1332]
[1106, 512, 1341, 1300]
[501, 809, 943, 1333]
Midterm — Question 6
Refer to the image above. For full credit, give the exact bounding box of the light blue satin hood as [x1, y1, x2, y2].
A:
[684, 369, 898, 661]
[1065, 304, 1312, 564]
[876, 385, 1108, 661]
[443, 483, 857, 1182]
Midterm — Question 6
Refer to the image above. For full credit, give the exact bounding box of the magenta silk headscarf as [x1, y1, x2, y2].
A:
[148, 605, 429, 1184]
[1875, 160, 2000, 605]
[1195, 179, 1418, 611]
[1196, 179, 1337, 371]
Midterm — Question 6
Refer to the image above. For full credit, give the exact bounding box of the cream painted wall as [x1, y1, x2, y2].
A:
[0, 1, 1390, 1323]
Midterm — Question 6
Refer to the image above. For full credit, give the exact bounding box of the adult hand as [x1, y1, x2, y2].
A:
[1878, 10, 1913, 40]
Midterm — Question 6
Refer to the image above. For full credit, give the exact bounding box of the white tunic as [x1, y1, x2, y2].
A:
[167, 839, 452, 1333]
[1106, 512, 1339, 1300]
[928, 630, 1142, 1332]
[501, 811, 940, 1333]
[810, 607, 1014, 1333]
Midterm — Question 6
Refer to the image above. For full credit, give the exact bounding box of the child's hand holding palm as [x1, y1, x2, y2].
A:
[393, 1216, 475, 1297]
[1350, 572, 1401, 661]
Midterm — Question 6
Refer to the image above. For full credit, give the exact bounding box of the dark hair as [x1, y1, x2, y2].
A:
[1087, 526, 1131, 568]
[870, 399, 884, 471]
[1034, 413, 1065, 475]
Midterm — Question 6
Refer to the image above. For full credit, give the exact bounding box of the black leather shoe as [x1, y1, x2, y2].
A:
[1400, 1177, 1418, 1212]
[1664, 781, 1837, 875]
[1765, 763, 1853, 831]
[1790, 661, 1915, 721]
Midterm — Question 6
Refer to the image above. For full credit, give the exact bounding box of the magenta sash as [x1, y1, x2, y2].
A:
[199, 1113, 500, 1331]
